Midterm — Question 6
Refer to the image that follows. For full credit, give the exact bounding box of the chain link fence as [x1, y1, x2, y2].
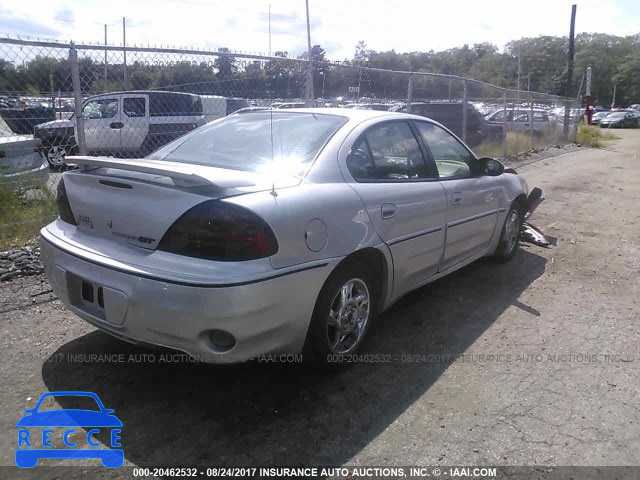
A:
[1, 36, 582, 249]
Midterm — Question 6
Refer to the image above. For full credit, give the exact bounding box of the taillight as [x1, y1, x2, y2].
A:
[158, 200, 278, 261]
[56, 177, 77, 225]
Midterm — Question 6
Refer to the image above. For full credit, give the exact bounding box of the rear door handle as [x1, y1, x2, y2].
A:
[381, 203, 397, 219]
[451, 193, 463, 205]
[110, 122, 124, 129]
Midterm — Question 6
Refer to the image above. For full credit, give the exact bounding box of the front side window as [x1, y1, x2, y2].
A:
[123, 97, 146, 118]
[149, 112, 347, 177]
[415, 122, 476, 180]
[346, 121, 430, 181]
[82, 99, 118, 119]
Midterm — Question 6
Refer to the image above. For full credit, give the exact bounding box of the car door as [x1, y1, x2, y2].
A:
[624, 112, 636, 127]
[79, 97, 121, 153]
[344, 120, 447, 297]
[120, 95, 149, 153]
[415, 121, 501, 271]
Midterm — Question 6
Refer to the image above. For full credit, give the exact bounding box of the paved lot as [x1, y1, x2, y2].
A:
[0, 131, 639, 478]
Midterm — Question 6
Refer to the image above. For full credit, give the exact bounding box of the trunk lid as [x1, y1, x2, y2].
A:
[63, 156, 300, 250]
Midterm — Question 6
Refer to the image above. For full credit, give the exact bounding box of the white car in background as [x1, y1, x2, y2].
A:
[0, 128, 49, 183]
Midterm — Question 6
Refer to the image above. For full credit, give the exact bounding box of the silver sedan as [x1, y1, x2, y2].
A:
[40, 109, 542, 367]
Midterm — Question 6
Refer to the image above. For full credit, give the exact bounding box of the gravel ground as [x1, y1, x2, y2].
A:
[0, 131, 638, 479]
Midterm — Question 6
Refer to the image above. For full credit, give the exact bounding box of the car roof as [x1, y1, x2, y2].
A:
[87, 90, 198, 99]
[263, 107, 415, 122]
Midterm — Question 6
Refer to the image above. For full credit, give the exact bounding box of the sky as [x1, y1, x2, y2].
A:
[1, 0, 639, 60]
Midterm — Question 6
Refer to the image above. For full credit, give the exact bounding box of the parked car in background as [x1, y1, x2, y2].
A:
[199, 95, 250, 123]
[40, 109, 543, 368]
[599, 111, 638, 128]
[0, 102, 55, 135]
[485, 107, 554, 137]
[389, 101, 503, 147]
[0, 128, 49, 183]
[590, 110, 610, 125]
[34, 91, 229, 170]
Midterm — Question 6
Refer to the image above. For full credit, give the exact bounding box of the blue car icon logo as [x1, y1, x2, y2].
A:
[16, 391, 123, 468]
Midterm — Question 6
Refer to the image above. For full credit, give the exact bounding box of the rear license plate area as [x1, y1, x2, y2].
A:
[65, 272, 128, 325]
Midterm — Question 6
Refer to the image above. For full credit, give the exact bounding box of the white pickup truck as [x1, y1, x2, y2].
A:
[34, 91, 248, 169]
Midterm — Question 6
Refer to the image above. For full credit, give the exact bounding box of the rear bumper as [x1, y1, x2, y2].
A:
[40, 231, 334, 363]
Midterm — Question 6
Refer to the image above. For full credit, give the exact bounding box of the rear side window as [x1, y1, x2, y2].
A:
[123, 97, 146, 117]
[513, 112, 529, 122]
[149, 93, 202, 117]
[346, 121, 430, 181]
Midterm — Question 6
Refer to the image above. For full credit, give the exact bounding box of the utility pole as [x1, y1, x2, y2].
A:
[123, 17, 128, 90]
[517, 48, 521, 95]
[563, 4, 577, 140]
[585, 66, 592, 124]
[304, 0, 314, 106]
[104, 24, 108, 92]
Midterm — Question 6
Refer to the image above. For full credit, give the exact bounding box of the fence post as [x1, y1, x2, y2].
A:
[69, 44, 87, 156]
[502, 89, 507, 159]
[49, 74, 55, 120]
[462, 79, 468, 144]
[406, 73, 413, 111]
[530, 101, 535, 150]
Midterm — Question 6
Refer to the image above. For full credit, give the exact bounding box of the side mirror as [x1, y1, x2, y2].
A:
[478, 157, 505, 176]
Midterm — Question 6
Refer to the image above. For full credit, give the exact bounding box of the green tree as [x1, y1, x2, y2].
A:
[214, 47, 238, 79]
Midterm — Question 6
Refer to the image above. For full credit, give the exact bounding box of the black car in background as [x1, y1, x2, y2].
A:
[599, 111, 638, 128]
[389, 101, 503, 147]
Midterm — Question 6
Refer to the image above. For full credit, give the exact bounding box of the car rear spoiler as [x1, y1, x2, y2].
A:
[66, 156, 256, 188]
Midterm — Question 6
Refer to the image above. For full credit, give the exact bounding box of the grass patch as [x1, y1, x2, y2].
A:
[576, 124, 619, 148]
[0, 175, 57, 250]
[475, 131, 562, 159]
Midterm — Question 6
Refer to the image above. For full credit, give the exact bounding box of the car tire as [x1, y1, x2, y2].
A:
[45, 138, 68, 171]
[493, 203, 524, 263]
[303, 261, 379, 369]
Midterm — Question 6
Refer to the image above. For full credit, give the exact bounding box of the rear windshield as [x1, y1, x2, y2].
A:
[149, 111, 347, 176]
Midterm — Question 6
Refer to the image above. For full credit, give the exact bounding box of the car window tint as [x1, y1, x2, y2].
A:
[415, 122, 474, 180]
[347, 121, 429, 181]
[532, 112, 548, 122]
[123, 97, 146, 118]
[346, 137, 375, 180]
[82, 99, 118, 119]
